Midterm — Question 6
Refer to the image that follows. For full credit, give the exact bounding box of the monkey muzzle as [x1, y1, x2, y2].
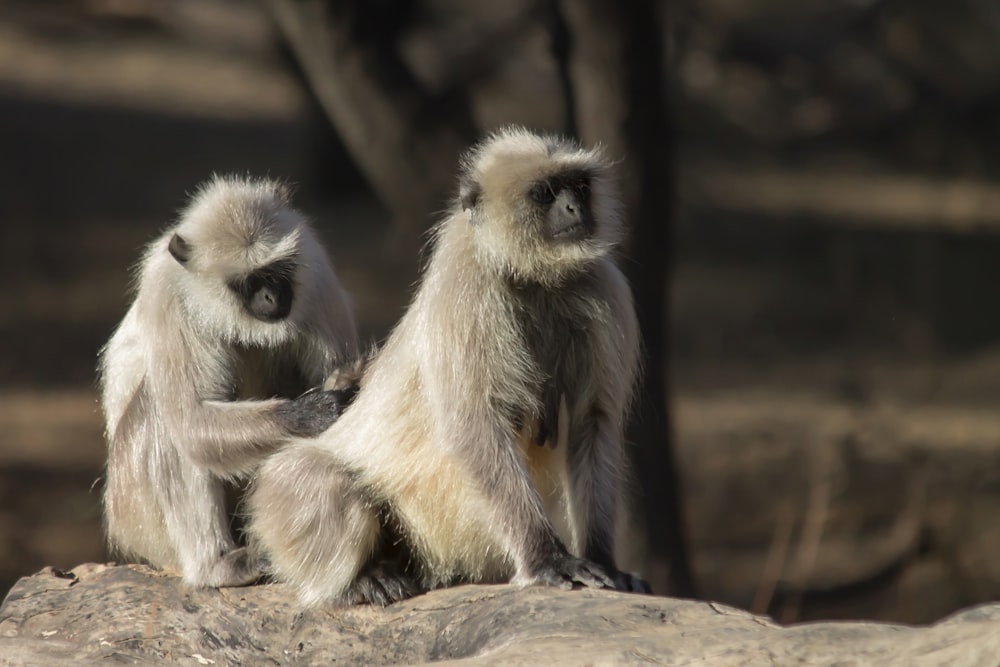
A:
[249, 281, 293, 321]
[231, 270, 294, 322]
[546, 190, 595, 242]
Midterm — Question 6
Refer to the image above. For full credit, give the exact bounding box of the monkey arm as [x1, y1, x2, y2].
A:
[139, 314, 348, 479]
[172, 397, 296, 477]
[151, 368, 344, 478]
[467, 419, 558, 561]
[417, 296, 570, 579]
[563, 261, 649, 593]
[185, 391, 348, 477]
[432, 395, 613, 590]
[565, 407, 651, 594]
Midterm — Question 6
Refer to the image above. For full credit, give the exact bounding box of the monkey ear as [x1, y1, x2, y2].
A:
[459, 179, 480, 212]
[168, 233, 192, 265]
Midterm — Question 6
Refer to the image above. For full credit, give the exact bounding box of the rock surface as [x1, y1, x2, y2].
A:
[1, 564, 999, 666]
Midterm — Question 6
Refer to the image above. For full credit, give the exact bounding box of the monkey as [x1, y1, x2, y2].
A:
[99, 174, 362, 588]
[247, 126, 651, 606]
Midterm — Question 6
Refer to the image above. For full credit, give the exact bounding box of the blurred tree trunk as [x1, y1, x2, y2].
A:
[264, 0, 475, 254]
[558, 0, 695, 597]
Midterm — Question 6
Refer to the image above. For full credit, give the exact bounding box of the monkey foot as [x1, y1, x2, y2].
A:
[196, 547, 266, 588]
[340, 564, 423, 607]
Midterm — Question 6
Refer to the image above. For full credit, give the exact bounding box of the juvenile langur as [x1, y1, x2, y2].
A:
[248, 127, 650, 606]
[100, 175, 360, 588]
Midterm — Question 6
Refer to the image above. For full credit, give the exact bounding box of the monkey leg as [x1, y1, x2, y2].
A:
[340, 560, 423, 607]
[154, 460, 261, 587]
[247, 445, 419, 606]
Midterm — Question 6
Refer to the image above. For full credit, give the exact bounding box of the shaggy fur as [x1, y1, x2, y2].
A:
[100, 175, 358, 587]
[248, 127, 649, 605]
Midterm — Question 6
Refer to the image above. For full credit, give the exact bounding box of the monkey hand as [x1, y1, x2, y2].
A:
[517, 551, 615, 591]
[278, 387, 352, 437]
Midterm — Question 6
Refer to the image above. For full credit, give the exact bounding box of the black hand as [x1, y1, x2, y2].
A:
[279, 388, 350, 437]
[527, 552, 615, 590]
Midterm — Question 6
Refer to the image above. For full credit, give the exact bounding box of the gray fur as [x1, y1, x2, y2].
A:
[247, 127, 649, 605]
[99, 175, 359, 587]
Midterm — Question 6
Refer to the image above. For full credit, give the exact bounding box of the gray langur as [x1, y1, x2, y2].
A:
[99, 175, 359, 588]
[247, 127, 650, 606]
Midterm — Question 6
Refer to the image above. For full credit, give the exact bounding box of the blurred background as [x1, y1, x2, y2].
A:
[3, 0, 1000, 625]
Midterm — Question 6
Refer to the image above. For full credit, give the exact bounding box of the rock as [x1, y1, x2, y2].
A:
[1, 564, 999, 665]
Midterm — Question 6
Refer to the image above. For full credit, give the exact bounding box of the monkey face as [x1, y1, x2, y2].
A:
[527, 170, 596, 243]
[456, 128, 622, 285]
[228, 259, 296, 322]
[169, 231, 297, 324]
[152, 175, 354, 351]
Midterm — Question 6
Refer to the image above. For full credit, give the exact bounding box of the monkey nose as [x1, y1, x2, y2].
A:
[249, 280, 293, 321]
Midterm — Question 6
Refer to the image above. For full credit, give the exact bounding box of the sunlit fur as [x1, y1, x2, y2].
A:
[460, 126, 623, 285]
[100, 175, 358, 587]
[248, 127, 642, 605]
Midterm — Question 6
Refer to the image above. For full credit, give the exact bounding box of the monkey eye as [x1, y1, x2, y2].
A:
[529, 182, 556, 205]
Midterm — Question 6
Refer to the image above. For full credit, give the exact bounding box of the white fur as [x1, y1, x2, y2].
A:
[100, 175, 358, 587]
[248, 128, 641, 604]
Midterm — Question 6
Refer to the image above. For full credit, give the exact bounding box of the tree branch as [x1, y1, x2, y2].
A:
[265, 0, 475, 241]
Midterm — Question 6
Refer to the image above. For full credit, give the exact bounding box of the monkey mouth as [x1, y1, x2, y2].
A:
[546, 203, 596, 242]
[549, 222, 591, 242]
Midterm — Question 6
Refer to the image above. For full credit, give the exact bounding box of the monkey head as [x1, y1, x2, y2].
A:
[162, 176, 321, 346]
[456, 126, 624, 285]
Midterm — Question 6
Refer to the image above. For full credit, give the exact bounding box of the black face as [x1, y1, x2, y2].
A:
[228, 259, 296, 322]
[529, 170, 595, 242]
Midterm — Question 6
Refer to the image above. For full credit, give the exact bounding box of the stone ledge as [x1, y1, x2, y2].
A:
[1, 563, 998, 666]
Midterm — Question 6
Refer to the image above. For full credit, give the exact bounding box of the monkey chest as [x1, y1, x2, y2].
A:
[520, 310, 595, 445]
[515, 285, 603, 382]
